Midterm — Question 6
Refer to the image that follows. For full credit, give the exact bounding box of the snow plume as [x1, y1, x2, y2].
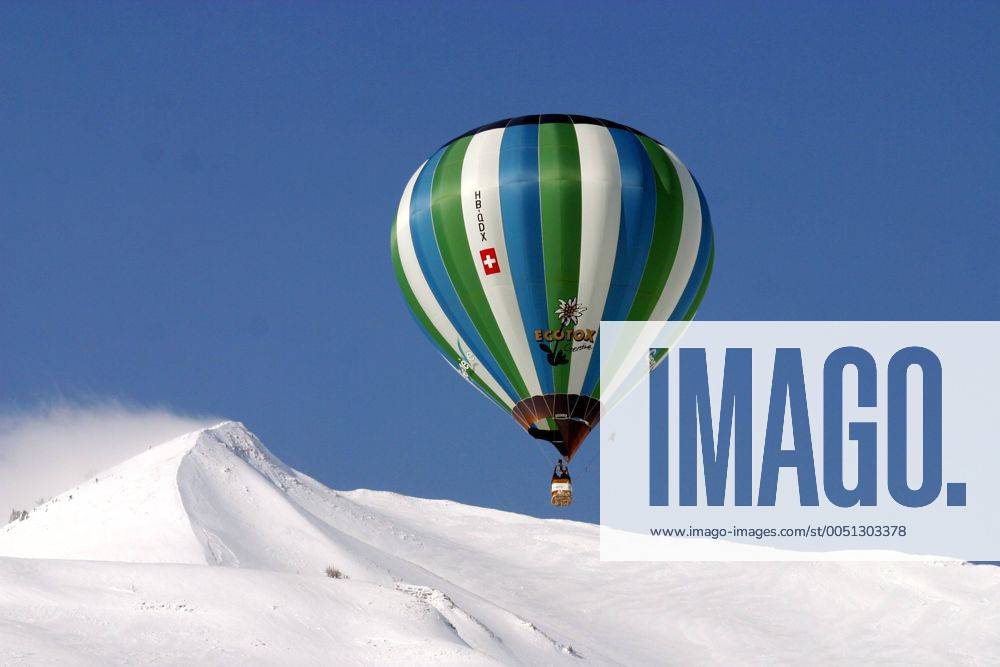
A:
[0, 401, 219, 515]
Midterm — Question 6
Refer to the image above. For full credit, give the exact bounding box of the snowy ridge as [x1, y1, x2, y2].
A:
[0, 429, 206, 564]
[0, 421, 998, 664]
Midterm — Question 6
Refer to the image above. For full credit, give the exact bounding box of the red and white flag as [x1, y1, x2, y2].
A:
[479, 248, 501, 276]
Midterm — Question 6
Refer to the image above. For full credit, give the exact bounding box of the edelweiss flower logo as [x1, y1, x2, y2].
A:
[554, 298, 587, 327]
[458, 359, 471, 380]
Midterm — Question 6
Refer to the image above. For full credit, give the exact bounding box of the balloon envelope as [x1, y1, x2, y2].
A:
[391, 115, 713, 460]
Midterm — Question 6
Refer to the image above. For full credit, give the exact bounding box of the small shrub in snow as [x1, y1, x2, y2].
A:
[325, 566, 347, 579]
[8, 509, 29, 523]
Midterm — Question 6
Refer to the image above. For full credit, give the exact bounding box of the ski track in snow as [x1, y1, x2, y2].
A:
[0, 421, 996, 665]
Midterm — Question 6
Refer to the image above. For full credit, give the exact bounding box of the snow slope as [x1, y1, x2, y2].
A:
[0, 421, 997, 665]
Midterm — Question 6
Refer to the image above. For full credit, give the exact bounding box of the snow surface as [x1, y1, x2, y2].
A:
[0, 421, 997, 664]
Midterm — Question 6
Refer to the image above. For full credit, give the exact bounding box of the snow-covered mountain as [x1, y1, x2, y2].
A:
[0, 421, 997, 665]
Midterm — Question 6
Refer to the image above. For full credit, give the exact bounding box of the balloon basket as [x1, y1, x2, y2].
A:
[551, 479, 573, 506]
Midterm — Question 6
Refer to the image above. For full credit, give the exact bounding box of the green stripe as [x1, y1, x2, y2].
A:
[538, 122, 582, 396]
[429, 137, 530, 400]
[625, 136, 684, 320]
[683, 242, 714, 321]
[391, 225, 511, 413]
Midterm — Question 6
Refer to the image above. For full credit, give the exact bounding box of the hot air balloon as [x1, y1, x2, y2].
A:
[390, 115, 714, 505]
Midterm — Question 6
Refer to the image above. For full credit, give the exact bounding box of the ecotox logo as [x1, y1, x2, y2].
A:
[598, 322, 1000, 562]
[534, 328, 597, 343]
[535, 298, 596, 367]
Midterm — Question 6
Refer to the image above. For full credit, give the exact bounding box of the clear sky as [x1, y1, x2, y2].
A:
[2, 2, 997, 521]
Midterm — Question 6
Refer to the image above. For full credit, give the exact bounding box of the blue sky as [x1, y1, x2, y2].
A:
[2, 2, 997, 521]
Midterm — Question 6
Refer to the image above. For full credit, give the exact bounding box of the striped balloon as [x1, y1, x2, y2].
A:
[391, 115, 713, 461]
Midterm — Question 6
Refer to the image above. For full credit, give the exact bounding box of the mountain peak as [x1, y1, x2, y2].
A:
[193, 419, 294, 487]
[203, 419, 250, 435]
[197, 420, 263, 451]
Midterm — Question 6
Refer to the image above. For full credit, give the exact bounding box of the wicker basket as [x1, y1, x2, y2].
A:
[550, 479, 573, 506]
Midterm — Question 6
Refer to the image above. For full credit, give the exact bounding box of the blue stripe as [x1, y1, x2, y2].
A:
[581, 127, 658, 396]
[408, 148, 520, 403]
[668, 175, 713, 320]
[497, 122, 555, 395]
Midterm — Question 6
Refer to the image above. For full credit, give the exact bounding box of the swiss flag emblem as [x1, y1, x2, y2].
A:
[479, 248, 501, 276]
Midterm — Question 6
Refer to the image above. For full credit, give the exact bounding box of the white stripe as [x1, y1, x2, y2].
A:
[567, 123, 622, 396]
[395, 163, 516, 409]
[460, 128, 543, 397]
